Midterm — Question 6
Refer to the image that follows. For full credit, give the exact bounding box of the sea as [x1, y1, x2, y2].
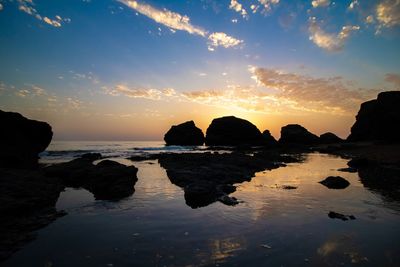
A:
[3, 141, 400, 267]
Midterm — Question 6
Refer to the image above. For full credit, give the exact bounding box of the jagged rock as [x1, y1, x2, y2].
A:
[164, 120, 204, 146]
[279, 124, 319, 145]
[45, 155, 138, 200]
[328, 211, 356, 221]
[262, 130, 278, 146]
[348, 91, 400, 142]
[205, 116, 264, 146]
[319, 176, 350, 189]
[0, 110, 53, 168]
[320, 132, 343, 144]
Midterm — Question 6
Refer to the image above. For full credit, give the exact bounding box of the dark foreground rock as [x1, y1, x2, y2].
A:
[262, 130, 278, 146]
[279, 124, 319, 145]
[164, 120, 204, 146]
[328, 211, 356, 221]
[0, 110, 53, 168]
[319, 176, 350, 189]
[158, 151, 300, 208]
[319, 132, 343, 144]
[0, 168, 65, 261]
[347, 91, 400, 142]
[205, 116, 264, 146]
[45, 154, 139, 200]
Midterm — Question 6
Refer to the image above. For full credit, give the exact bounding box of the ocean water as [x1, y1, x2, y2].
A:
[4, 142, 400, 267]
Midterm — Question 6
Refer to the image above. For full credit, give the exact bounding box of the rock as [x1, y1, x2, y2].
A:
[0, 110, 53, 168]
[262, 130, 278, 146]
[164, 121, 204, 146]
[319, 176, 350, 189]
[205, 116, 264, 146]
[319, 132, 343, 144]
[279, 124, 319, 145]
[347, 158, 371, 169]
[347, 91, 400, 142]
[337, 167, 358, 173]
[45, 155, 138, 200]
[218, 195, 239, 206]
[328, 211, 356, 221]
[281, 185, 297, 190]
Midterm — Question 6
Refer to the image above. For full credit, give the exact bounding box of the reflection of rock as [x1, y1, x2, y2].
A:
[158, 152, 296, 208]
[0, 168, 65, 261]
[319, 132, 343, 144]
[347, 91, 400, 142]
[328, 211, 356, 221]
[45, 154, 138, 200]
[0, 110, 53, 168]
[337, 167, 357, 173]
[164, 120, 204, 146]
[319, 176, 350, 189]
[279, 124, 319, 145]
[205, 116, 264, 146]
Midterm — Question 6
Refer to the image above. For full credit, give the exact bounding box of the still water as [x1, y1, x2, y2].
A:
[3, 143, 400, 267]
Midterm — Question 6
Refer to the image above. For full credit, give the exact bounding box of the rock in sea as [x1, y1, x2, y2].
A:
[279, 124, 319, 145]
[319, 176, 350, 189]
[164, 120, 204, 146]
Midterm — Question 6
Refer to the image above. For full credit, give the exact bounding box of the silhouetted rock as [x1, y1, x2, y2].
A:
[262, 130, 278, 146]
[279, 124, 319, 145]
[205, 116, 264, 146]
[319, 176, 350, 189]
[0, 110, 53, 168]
[347, 158, 371, 169]
[320, 132, 343, 144]
[164, 120, 204, 146]
[347, 91, 400, 142]
[328, 211, 356, 221]
[0, 168, 65, 261]
[337, 167, 357, 173]
[45, 154, 138, 200]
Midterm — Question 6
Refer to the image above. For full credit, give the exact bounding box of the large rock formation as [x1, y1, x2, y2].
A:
[279, 124, 319, 145]
[0, 110, 53, 168]
[319, 132, 343, 144]
[262, 130, 278, 146]
[348, 91, 400, 142]
[164, 120, 204, 146]
[205, 116, 264, 146]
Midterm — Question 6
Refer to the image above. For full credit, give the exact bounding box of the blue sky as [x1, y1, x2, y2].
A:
[0, 0, 399, 140]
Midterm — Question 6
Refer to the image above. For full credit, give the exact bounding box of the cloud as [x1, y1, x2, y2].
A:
[16, 0, 70, 27]
[229, 0, 247, 18]
[208, 32, 243, 50]
[109, 84, 178, 100]
[376, 0, 400, 28]
[0, 3, 3, 11]
[308, 17, 360, 51]
[348, 0, 359, 10]
[311, 0, 330, 8]
[250, 0, 280, 14]
[118, 0, 243, 50]
[385, 73, 400, 88]
[249, 67, 380, 114]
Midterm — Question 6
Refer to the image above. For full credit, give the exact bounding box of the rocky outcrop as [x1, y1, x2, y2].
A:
[262, 130, 278, 146]
[279, 124, 319, 145]
[347, 91, 400, 142]
[320, 132, 343, 144]
[164, 121, 204, 146]
[0, 110, 53, 168]
[205, 116, 264, 146]
[45, 154, 139, 200]
[319, 176, 350, 189]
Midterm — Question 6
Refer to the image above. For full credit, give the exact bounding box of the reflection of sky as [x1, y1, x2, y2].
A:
[0, 0, 399, 140]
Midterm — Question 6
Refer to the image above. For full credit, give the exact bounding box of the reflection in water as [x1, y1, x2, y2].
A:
[3, 153, 400, 267]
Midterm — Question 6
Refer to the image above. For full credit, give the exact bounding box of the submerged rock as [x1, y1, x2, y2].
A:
[319, 176, 350, 189]
[319, 132, 343, 144]
[279, 124, 319, 145]
[328, 211, 356, 221]
[164, 120, 204, 146]
[0, 110, 53, 168]
[347, 91, 400, 142]
[205, 116, 264, 146]
[45, 155, 138, 200]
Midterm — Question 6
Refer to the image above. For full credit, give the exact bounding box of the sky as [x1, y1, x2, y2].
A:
[0, 0, 399, 140]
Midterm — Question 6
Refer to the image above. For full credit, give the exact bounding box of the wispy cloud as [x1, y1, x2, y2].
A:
[376, 0, 400, 30]
[229, 0, 247, 18]
[385, 73, 400, 88]
[0, 3, 3, 11]
[108, 84, 176, 100]
[250, 67, 380, 114]
[16, 0, 70, 27]
[308, 17, 359, 51]
[311, 0, 330, 8]
[118, 0, 243, 50]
